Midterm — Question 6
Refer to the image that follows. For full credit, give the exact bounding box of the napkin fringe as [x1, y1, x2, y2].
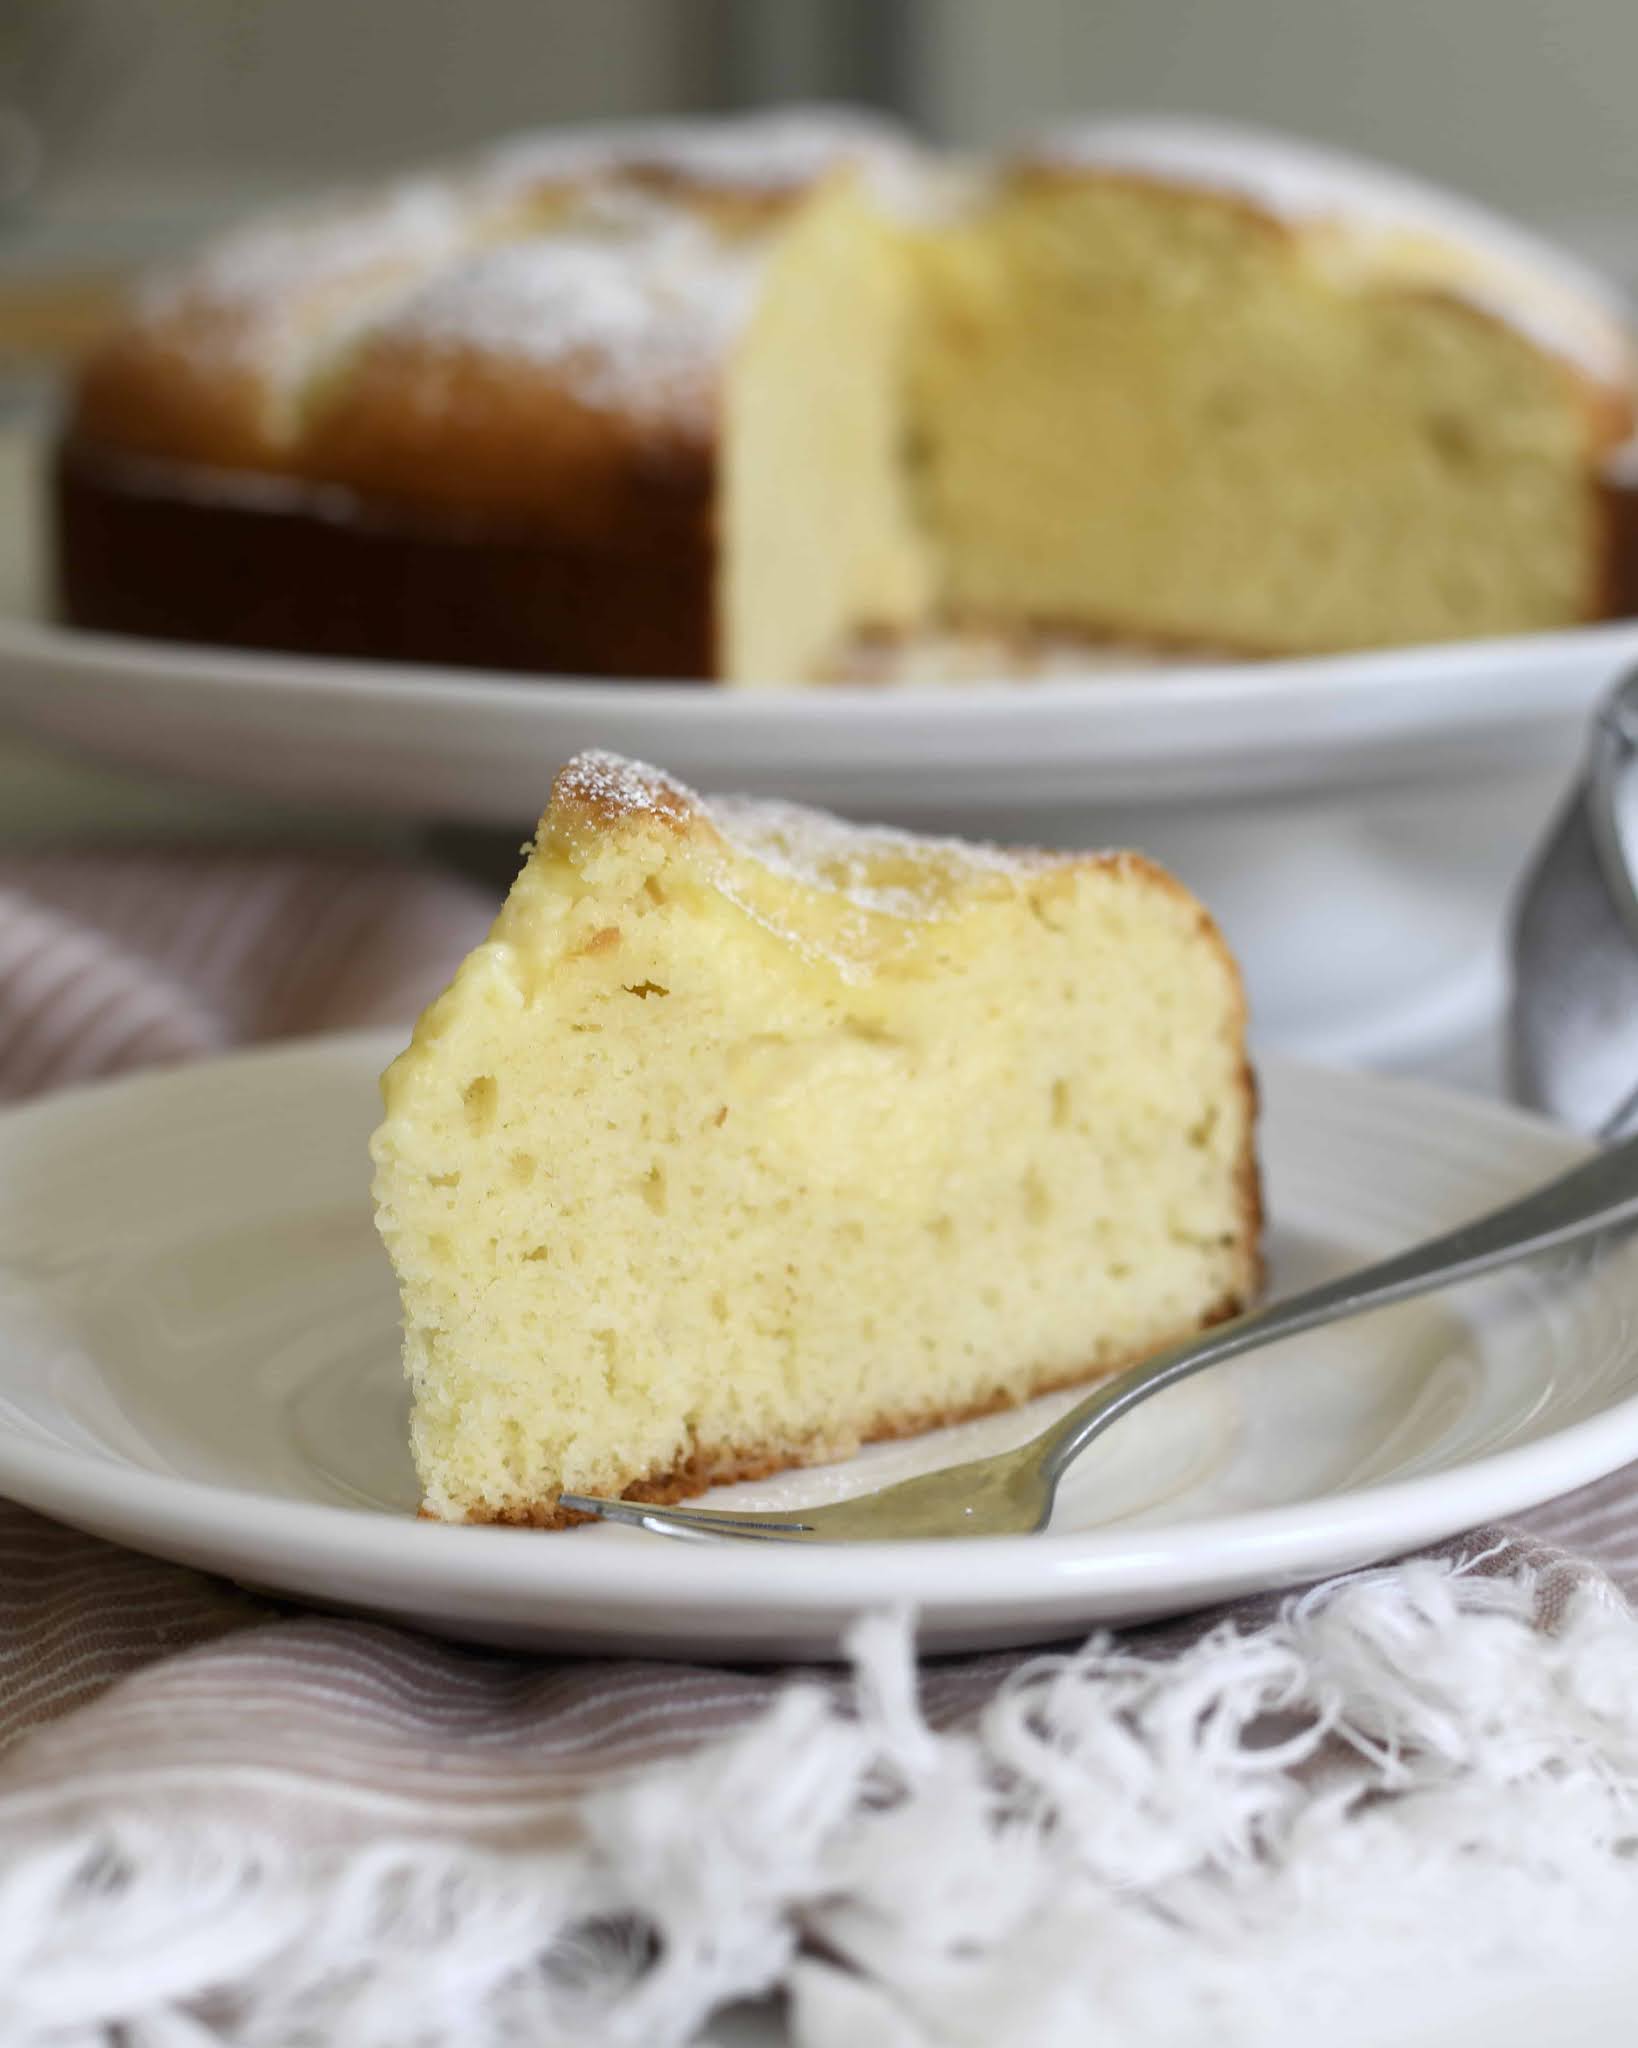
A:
[4, 1555, 1637, 2047]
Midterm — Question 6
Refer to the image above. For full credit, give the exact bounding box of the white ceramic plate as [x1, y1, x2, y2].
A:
[0, 607, 1634, 825]
[0, 1031, 1634, 1660]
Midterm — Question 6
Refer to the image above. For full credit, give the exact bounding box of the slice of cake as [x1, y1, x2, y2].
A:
[370, 754, 1261, 1526]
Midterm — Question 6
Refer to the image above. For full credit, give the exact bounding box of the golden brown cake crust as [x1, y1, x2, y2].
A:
[53, 436, 718, 679]
[1598, 454, 1638, 620]
[58, 292, 729, 673]
[297, 304, 724, 532]
[548, 749, 700, 834]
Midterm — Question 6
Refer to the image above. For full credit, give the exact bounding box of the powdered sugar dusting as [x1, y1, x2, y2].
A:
[126, 179, 478, 405]
[478, 105, 908, 202]
[549, 752, 1086, 982]
[146, 181, 469, 314]
[710, 792, 1038, 910]
[710, 793, 1061, 982]
[125, 111, 862, 401]
[556, 751, 1043, 917]
[379, 217, 758, 421]
[554, 750, 695, 826]
[1025, 117, 1635, 388]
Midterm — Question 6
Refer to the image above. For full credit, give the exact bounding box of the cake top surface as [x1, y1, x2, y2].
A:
[476, 105, 910, 201]
[551, 749, 699, 833]
[549, 750, 1076, 944]
[118, 108, 888, 421]
[132, 178, 477, 384]
[546, 752, 1110, 984]
[106, 108, 1633, 446]
[1023, 116, 1634, 389]
[372, 216, 760, 423]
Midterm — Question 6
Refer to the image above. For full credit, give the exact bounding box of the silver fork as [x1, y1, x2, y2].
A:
[562, 1126, 1638, 1543]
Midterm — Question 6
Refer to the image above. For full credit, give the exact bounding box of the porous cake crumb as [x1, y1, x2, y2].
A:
[371, 754, 1262, 1525]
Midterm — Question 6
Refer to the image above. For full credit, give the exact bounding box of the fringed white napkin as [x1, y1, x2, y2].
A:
[3, 1548, 1635, 2046]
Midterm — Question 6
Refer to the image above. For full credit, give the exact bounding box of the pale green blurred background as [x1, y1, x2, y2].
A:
[10, 1, 1637, 244]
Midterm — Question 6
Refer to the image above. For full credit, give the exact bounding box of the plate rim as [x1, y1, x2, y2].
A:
[2, 607, 1630, 828]
[0, 1031, 1631, 1623]
[4, 607, 1637, 724]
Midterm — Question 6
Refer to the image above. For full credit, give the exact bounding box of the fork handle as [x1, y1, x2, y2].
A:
[1038, 1123, 1638, 1484]
[1586, 673, 1638, 1143]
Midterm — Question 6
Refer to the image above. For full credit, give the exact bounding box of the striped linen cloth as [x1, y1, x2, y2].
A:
[0, 846, 1635, 2046]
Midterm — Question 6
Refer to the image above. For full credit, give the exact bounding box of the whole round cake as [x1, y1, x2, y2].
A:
[57, 109, 1638, 684]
